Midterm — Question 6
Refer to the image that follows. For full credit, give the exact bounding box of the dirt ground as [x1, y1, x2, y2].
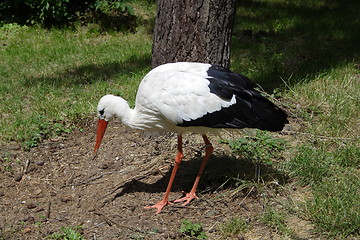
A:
[0, 119, 316, 240]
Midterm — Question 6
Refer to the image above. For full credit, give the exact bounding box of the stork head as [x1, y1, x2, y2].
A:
[94, 95, 117, 153]
[94, 95, 131, 153]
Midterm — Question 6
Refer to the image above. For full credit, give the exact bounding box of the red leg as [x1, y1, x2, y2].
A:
[144, 134, 183, 214]
[174, 134, 213, 205]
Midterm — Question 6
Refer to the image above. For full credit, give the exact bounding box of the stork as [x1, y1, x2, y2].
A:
[94, 62, 288, 214]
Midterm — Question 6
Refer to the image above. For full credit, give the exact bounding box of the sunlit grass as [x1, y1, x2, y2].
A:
[285, 64, 360, 139]
[261, 207, 295, 238]
[282, 64, 360, 238]
[219, 217, 248, 238]
[288, 143, 360, 238]
[0, 25, 152, 147]
[306, 172, 359, 238]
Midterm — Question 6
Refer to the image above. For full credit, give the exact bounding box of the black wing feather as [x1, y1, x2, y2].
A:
[178, 65, 289, 132]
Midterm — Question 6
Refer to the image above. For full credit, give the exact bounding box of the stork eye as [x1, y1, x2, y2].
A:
[99, 109, 105, 116]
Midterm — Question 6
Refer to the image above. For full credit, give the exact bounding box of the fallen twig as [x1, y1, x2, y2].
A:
[94, 212, 115, 226]
[93, 212, 144, 233]
[23, 159, 30, 175]
[70, 175, 103, 187]
[61, 172, 114, 188]
[46, 201, 51, 220]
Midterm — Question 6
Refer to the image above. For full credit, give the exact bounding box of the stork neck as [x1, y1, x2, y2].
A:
[113, 101, 135, 127]
[109, 96, 160, 131]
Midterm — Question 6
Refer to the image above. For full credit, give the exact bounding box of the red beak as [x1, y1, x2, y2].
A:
[94, 119, 108, 153]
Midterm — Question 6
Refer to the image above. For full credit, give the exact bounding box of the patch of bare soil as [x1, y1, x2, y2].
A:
[0, 120, 315, 239]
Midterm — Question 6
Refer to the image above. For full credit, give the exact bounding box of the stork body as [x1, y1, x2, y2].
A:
[94, 62, 288, 214]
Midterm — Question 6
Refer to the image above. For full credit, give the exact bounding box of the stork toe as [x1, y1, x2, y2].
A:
[173, 191, 199, 206]
[144, 200, 172, 214]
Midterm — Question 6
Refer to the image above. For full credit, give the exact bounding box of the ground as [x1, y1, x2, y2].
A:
[0, 120, 315, 240]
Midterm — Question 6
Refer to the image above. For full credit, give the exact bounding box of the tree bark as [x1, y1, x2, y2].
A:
[151, 0, 235, 69]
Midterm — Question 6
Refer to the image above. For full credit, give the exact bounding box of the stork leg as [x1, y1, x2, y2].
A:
[174, 134, 213, 205]
[144, 134, 183, 214]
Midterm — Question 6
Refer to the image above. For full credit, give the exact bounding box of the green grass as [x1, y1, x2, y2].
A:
[48, 226, 85, 240]
[0, 0, 359, 238]
[285, 64, 360, 139]
[0, 16, 153, 147]
[230, 1, 360, 237]
[219, 217, 248, 239]
[223, 130, 286, 166]
[288, 143, 360, 238]
[307, 172, 359, 238]
[261, 207, 295, 238]
[179, 220, 207, 239]
[283, 64, 359, 237]
[232, 0, 360, 90]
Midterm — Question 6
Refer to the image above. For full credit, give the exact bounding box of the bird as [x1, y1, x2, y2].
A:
[94, 62, 288, 214]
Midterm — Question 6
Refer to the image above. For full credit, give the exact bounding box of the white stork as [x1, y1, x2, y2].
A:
[94, 62, 288, 214]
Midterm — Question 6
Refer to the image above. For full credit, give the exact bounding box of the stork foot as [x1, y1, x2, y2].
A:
[173, 191, 199, 206]
[144, 200, 172, 214]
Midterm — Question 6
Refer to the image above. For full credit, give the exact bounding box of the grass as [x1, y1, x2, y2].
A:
[230, 1, 360, 237]
[288, 143, 360, 238]
[307, 172, 359, 238]
[222, 130, 286, 166]
[285, 64, 360, 139]
[179, 220, 207, 239]
[283, 64, 359, 238]
[261, 207, 295, 238]
[0, 0, 359, 239]
[0, 16, 153, 148]
[219, 217, 248, 238]
[232, 0, 360, 90]
[48, 226, 85, 240]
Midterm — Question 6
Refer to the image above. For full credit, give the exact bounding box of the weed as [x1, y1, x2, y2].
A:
[0, 23, 28, 39]
[35, 221, 43, 228]
[261, 207, 295, 238]
[219, 217, 248, 238]
[223, 130, 286, 166]
[179, 220, 207, 239]
[128, 233, 145, 239]
[48, 226, 84, 240]
[222, 130, 286, 183]
[20, 115, 73, 150]
[0, 153, 13, 172]
[92, 0, 134, 15]
[288, 144, 331, 185]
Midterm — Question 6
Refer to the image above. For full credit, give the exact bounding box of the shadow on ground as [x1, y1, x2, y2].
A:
[22, 1, 360, 92]
[232, 0, 360, 90]
[24, 54, 151, 87]
[115, 153, 288, 200]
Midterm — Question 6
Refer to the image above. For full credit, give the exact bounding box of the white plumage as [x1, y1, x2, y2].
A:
[94, 62, 288, 214]
[98, 62, 237, 133]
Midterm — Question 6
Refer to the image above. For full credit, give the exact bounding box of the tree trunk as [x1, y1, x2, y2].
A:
[151, 0, 235, 69]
